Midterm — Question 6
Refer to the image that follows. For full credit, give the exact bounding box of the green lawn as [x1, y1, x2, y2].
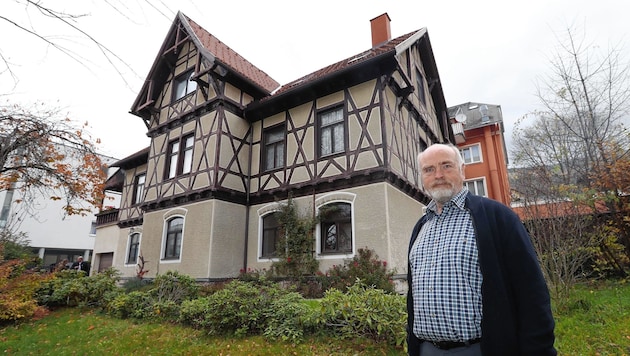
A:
[553, 281, 630, 355]
[0, 308, 404, 355]
[2, 281, 629, 355]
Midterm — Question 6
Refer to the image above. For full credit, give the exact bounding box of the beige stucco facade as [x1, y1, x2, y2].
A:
[246, 182, 424, 276]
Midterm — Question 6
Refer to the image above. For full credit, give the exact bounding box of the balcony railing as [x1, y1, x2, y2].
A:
[96, 208, 119, 226]
[451, 122, 466, 144]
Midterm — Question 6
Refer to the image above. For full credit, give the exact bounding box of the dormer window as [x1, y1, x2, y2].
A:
[172, 70, 197, 101]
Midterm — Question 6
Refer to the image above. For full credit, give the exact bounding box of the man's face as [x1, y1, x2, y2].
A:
[419, 146, 465, 204]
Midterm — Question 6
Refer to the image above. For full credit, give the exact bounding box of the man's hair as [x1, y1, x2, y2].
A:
[417, 143, 464, 168]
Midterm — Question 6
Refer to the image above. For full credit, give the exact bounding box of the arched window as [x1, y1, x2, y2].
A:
[261, 212, 281, 258]
[319, 202, 352, 254]
[126, 233, 140, 265]
[164, 217, 183, 259]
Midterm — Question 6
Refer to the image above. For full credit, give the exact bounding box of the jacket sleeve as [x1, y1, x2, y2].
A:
[496, 205, 557, 355]
[407, 217, 426, 356]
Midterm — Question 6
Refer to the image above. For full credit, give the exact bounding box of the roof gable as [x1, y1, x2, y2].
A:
[131, 12, 280, 116]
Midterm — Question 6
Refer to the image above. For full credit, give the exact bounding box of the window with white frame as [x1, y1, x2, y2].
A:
[263, 125, 285, 171]
[460, 144, 482, 164]
[319, 202, 352, 254]
[172, 69, 197, 102]
[465, 178, 487, 197]
[132, 173, 146, 205]
[319, 106, 345, 157]
[165, 134, 194, 179]
[126, 233, 140, 265]
[261, 212, 281, 258]
[163, 217, 183, 260]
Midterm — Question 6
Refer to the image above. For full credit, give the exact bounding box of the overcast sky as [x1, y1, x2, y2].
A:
[1, 0, 628, 164]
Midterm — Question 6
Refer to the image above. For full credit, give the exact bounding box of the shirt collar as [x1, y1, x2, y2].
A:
[426, 187, 469, 214]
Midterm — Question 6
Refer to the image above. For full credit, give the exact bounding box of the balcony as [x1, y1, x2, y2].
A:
[96, 208, 119, 226]
[451, 122, 466, 144]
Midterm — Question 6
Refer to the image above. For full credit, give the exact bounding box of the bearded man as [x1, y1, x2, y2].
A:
[406, 143, 556, 356]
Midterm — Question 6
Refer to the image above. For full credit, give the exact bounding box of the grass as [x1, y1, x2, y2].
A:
[553, 280, 630, 355]
[0, 308, 404, 355]
[2, 281, 629, 355]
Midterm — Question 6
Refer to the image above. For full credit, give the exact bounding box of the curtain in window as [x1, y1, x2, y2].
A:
[320, 109, 344, 155]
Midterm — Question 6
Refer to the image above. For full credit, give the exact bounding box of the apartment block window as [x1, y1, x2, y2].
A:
[172, 69, 197, 101]
[166, 135, 194, 179]
[261, 212, 281, 258]
[460, 144, 482, 164]
[164, 217, 183, 260]
[263, 125, 285, 171]
[127, 233, 140, 265]
[465, 179, 487, 197]
[320, 202, 352, 254]
[132, 173, 146, 204]
[89, 221, 97, 236]
[319, 107, 345, 157]
[416, 69, 426, 106]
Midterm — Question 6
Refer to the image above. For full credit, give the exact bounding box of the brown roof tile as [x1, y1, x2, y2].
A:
[184, 14, 280, 94]
[273, 30, 418, 96]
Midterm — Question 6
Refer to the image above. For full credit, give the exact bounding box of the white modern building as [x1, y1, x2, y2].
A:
[0, 153, 120, 270]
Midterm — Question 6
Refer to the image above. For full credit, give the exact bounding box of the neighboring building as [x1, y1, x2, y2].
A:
[0, 150, 119, 269]
[449, 102, 511, 206]
[92, 12, 455, 282]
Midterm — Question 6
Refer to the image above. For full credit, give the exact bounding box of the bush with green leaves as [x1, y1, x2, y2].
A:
[263, 292, 318, 342]
[150, 270, 199, 304]
[106, 271, 199, 321]
[316, 281, 407, 346]
[318, 248, 396, 293]
[106, 290, 153, 319]
[36, 268, 121, 308]
[179, 280, 313, 341]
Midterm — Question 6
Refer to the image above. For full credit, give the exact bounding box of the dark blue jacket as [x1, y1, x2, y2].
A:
[407, 193, 556, 355]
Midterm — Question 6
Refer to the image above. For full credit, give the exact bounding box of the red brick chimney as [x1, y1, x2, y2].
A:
[370, 13, 391, 47]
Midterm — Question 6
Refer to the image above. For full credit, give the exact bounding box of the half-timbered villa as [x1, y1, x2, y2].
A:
[93, 12, 455, 283]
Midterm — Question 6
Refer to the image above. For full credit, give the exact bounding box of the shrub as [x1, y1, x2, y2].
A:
[237, 267, 274, 285]
[178, 296, 211, 327]
[319, 248, 396, 293]
[263, 292, 318, 342]
[150, 270, 199, 303]
[121, 277, 153, 293]
[106, 291, 153, 319]
[0, 259, 51, 323]
[317, 281, 406, 346]
[36, 268, 121, 308]
[179, 280, 290, 337]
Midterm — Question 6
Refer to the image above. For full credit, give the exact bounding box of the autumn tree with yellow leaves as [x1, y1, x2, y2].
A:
[0, 101, 106, 228]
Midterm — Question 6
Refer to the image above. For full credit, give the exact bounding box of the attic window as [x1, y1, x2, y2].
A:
[172, 69, 197, 101]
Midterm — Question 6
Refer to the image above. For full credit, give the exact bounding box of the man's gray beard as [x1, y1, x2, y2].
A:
[427, 187, 457, 204]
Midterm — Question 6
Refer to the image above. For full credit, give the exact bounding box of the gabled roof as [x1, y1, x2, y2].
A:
[131, 12, 280, 117]
[273, 29, 422, 96]
[245, 27, 450, 134]
[184, 14, 280, 93]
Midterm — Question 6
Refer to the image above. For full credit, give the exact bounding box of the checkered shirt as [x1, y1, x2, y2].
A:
[409, 188, 483, 342]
